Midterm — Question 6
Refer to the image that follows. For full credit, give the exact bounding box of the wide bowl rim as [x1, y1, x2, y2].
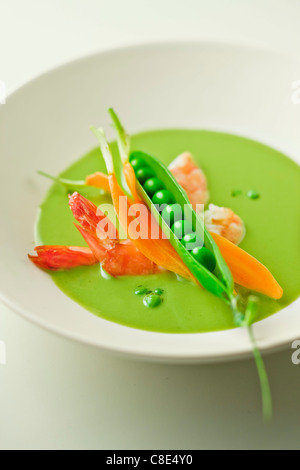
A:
[1, 39, 299, 363]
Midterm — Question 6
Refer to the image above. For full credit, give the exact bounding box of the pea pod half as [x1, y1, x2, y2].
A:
[130, 150, 234, 300]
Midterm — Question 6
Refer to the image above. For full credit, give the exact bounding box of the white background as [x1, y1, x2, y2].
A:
[1, 0, 300, 449]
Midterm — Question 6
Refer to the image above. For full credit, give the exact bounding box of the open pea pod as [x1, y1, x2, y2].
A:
[130, 150, 234, 299]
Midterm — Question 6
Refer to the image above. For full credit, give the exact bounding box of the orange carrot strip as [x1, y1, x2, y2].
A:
[85, 172, 110, 192]
[211, 232, 283, 299]
[108, 165, 195, 281]
[123, 163, 140, 201]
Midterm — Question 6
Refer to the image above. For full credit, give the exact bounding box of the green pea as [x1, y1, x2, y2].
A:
[143, 293, 162, 308]
[181, 232, 204, 250]
[130, 157, 148, 172]
[152, 190, 176, 207]
[134, 285, 148, 295]
[171, 219, 193, 239]
[161, 204, 183, 227]
[247, 190, 260, 200]
[143, 178, 166, 197]
[154, 288, 164, 295]
[136, 167, 156, 185]
[191, 246, 216, 272]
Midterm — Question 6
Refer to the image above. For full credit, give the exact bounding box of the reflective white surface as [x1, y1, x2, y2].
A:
[1, 303, 300, 450]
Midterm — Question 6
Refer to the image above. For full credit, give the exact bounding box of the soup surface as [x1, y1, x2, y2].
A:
[36, 130, 300, 333]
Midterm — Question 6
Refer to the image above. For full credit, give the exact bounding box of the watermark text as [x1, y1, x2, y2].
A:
[291, 80, 300, 104]
[96, 198, 205, 246]
[0, 340, 6, 365]
[291, 340, 300, 365]
[0, 80, 6, 104]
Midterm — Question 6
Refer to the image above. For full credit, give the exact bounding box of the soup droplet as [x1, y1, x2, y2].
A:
[231, 189, 242, 197]
[143, 293, 162, 308]
[134, 285, 149, 295]
[247, 190, 260, 200]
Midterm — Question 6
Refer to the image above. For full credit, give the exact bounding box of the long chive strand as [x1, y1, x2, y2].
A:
[37, 170, 86, 188]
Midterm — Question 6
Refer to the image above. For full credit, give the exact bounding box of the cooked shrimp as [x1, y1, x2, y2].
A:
[31, 149, 246, 274]
[69, 191, 118, 249]
[168, 152, 209, 208]
[204, 204, 246, 245]
[169, 152, 246, 245]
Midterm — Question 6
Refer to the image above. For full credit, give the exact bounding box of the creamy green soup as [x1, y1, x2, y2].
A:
[35, 130, 300, 333]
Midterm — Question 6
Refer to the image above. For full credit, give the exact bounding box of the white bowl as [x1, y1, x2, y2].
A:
[0, 42, 299, 362]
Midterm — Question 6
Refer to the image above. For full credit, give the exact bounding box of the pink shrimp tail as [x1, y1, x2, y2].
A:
[28, 246, 97, 270]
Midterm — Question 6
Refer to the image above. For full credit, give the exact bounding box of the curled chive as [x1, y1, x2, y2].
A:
[38, 171, 87, 189]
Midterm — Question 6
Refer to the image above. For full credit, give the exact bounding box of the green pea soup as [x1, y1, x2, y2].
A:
[35, 130, 300, 333]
